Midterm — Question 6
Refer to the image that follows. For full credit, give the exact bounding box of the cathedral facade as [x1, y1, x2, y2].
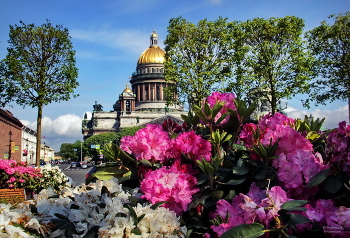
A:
[82, 31, 184, 140]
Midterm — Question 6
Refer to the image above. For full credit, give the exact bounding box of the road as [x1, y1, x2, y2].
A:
[57, 164, 90, 186]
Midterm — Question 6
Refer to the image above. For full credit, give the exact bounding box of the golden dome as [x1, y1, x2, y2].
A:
[123, 84, 132, 93]
[137, 46, 165, 64]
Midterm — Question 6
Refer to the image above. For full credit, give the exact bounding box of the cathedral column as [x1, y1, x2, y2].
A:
[148, 83, 151, 100]
[142, 84, 145, 101]
[160, 83, 163, 101]
[137, 84, 140, 102]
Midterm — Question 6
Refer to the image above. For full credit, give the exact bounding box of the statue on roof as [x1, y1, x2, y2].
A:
[93, 101, 103, 112]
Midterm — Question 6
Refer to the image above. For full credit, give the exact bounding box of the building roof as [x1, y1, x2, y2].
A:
[137, 31, 165, 65]
[138, 115, 184, 127]
[0, 109, 23, 129]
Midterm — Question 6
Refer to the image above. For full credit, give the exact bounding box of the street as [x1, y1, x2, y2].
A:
[57, 164, 90, 186]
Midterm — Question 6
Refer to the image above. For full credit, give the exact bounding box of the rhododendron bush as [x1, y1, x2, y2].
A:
[1, 92, 349, 238]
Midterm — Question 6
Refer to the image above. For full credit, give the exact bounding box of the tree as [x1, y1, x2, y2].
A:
[115, 126, 142, 145]
[164, 17, 238, 109]
[0, 20, 79, 166]
[85, 132, 119, 160]
[60, 141, 87, 162]
[306, 12, 350, 122]
[234, 16, 315, 114]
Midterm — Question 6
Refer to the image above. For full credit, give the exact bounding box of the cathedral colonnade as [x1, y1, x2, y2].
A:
[133, 82, 165, 102]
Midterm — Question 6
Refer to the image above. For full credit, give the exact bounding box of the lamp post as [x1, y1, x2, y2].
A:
[8, 131, 12, 160]
[43, 142, 46, 162]
[80, 142, 83, 163]
[25, 138, 29, 164]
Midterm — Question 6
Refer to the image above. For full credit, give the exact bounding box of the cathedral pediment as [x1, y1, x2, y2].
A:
[138, 114, 184, 127]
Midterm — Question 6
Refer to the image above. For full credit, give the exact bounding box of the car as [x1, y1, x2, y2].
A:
[81, 163, 88, 169]
[70, 162, 77, 168]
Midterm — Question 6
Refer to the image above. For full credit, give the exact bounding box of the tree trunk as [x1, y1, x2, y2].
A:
[35, 104, 43, 167]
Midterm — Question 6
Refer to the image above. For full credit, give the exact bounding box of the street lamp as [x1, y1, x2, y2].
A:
[8, 131, 12, 160]
[80, 142, 83, 163]
[43, 142, 46, 162]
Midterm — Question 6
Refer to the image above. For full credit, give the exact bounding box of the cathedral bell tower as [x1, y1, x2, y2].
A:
[118, 84, 136, 114]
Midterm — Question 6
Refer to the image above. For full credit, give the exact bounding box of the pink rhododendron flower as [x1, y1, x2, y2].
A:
[303, 199, 340, 230]
[211, 184, 293, 236]
[273, 150, 328, 198]
[140, 163, 199, 215]
[239, 123, 267, 147]
[261, 125, 313, 155]
[172, 131, 212, 162]
[0, 159, 41, 189]
[278, 161, 304, 188]
[203, 92, 238, 127]
[210, 196, 246, 237]
[258, 112, 295, 130]
[120, 124, 172, 163]
[336, 206, 350, 229]
[326, 121, 350, 173]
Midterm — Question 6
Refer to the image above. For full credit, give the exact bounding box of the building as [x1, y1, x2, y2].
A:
[21, 126, 37, 164]
[82, 31, 184, 139]
[0, 109, 23, 162]
[41, 143, 54, 162]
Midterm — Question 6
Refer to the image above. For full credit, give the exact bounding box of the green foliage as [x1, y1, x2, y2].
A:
[234, 16, 315, 114]
[115, 127, 143, 145]
[0, 20, 79, 166]
[59, 141, 87, 161]
[102, 142, 136, 166]
[306, 12, 350, 111]
[220, 223, 265, 238]
[164, 17, 237, 108]
[85, 132, 119, 160]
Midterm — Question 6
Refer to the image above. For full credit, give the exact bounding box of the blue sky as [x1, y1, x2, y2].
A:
[1, 0, 349, 151]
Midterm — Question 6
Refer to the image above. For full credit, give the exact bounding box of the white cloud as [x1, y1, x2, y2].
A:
[207, 0, 222, 4]
[71, 27, 150, 55]
[285, 104, 349, 129]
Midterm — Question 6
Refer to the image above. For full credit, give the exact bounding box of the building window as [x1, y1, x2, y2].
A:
[126, 100, 131, 113]
[152, 68, 155, 73]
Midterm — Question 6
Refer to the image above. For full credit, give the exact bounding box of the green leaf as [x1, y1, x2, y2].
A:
[225, 177, 246, 185]
[139, 159, 152, 167]
[54, 213, 69, 220]
[224, 190, 236, 200]
[30, 204, 38, 215]
[254, 169, 267, 180]
[307, 168, 330, 188]
[123, 203, 138, 226]
[220, 223, 265, 238]
[232, 166, 249, 175]
[195, 172, 209, 185]
[101, 186, 109, 195]
[58, 222, 77, 232]
[150, 201, 168, 210]
[281, 200, 308, 210]
[279, 214, 311, 225]
[82, 226, 100, 238]
[138, 214, 146, 223]
[131, 227, 142, 235]
[186, 217, 204, 229]
[210, 190, 224, 201]
[324, 174, 343, 194]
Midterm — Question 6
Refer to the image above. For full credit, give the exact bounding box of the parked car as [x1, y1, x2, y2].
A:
[81, 163, 88, 169]
[70, 162, 77, 168]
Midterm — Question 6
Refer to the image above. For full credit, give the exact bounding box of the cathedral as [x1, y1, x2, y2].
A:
[82, 31, 184, 140]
